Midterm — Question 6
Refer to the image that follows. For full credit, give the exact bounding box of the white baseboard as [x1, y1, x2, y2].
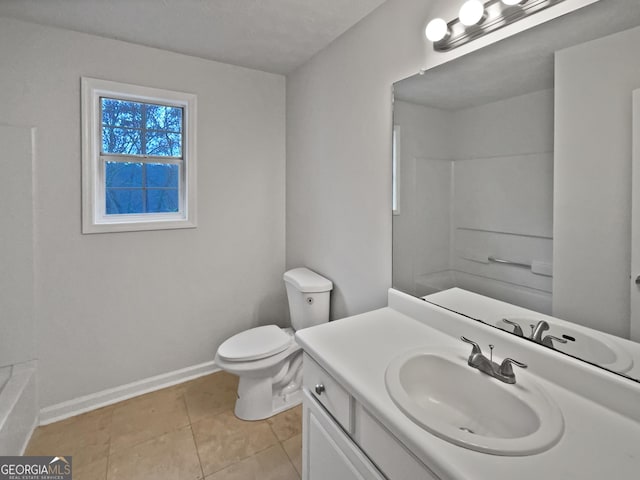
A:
[39, 361, 220, 425]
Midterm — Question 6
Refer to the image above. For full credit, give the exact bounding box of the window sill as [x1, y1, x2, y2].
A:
[82, 217, 197, 234]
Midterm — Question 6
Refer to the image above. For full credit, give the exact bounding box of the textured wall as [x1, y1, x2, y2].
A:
[0, 17, 286, 408]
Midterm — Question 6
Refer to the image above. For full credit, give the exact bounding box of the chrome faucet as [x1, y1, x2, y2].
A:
[530, 320, 568, 348]
[531, 320, 549, 342]
[460, 336, 527, 384]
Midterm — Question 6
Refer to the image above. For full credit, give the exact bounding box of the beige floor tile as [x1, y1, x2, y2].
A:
[204, 444, 299, 480]
[73, 457, 108, 480]
[26, 406, 113, 468]
[183, 372, 238, 423]
[192, 410, 279, 476]
[267, 404, 302, 442]
[107, 426, 202, 480]
[109, 387, 190, 454]
[282, 433, 302, 477]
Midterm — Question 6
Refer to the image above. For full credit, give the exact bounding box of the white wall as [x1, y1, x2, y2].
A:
[0, 125, 35, 368]
[554, 25, 640, 337]
[451, 89, 555, 162]
[0, 17, 286, 408]
[286, 0, 592, 320]
[286, 0, 435, 319]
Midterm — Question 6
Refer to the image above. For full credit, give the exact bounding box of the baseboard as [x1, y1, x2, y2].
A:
[39, 361, 220, 425]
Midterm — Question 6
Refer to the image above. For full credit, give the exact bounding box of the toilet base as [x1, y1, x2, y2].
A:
[271, 388, 302, 416]
[234, 376, 302, 420]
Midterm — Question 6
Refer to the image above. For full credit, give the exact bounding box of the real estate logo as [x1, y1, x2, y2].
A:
[0, 456, 72, 480]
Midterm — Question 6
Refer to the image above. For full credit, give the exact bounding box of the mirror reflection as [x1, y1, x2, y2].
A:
[392, 0, 640, 382]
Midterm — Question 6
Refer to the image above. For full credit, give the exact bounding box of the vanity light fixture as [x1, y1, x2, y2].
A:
[459, 0, 486, 26]
[425, 18, 450, 42]
[425, 0, 567, 52]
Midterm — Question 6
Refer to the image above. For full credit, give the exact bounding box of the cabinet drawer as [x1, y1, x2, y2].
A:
[355, 404, 440, 480]
[303, 353, 353, 432]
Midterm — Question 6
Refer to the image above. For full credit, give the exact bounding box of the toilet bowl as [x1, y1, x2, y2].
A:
[215, 267, 333, 420]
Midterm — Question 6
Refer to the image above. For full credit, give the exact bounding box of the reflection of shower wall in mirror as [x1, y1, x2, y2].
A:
[554, 25, 640, 339]
[392, 101, 452, 296]
[393, 90, 554, 313]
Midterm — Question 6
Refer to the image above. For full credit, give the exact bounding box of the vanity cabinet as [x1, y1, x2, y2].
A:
[298, 293, 640, 480]
[304, 390, 385, 480]
[302, 353, 440, 480]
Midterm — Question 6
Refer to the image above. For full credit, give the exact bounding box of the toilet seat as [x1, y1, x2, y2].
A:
[217, 325, 292, 362]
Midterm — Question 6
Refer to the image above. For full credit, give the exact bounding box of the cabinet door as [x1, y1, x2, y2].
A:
[304, 391, 385, 480]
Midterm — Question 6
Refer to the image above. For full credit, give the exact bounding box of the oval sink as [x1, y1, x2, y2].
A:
[497, 318, 633, 373]
[385, 348, 564, 455]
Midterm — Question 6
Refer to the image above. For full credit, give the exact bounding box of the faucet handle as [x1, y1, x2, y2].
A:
[542, 335, 568, 347]
[460, 336, 482, 356]
[502, 318, 524, 336]
[498, 358, 528, 379]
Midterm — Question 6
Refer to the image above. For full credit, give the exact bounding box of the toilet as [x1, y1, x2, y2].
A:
[215, 267, 333, 420]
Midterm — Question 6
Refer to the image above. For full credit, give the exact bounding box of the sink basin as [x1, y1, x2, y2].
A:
[496, 318, 634, 373]
[385, 348, 564, 455]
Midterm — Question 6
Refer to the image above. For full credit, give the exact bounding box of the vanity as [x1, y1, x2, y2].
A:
[296, 289, 640, 480]
[296, 0, 640, 477]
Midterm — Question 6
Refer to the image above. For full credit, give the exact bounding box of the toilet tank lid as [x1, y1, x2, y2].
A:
[283, 267, 333, 293]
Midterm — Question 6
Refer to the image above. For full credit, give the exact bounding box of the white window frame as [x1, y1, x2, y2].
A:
[81, 77, 197, 233]
[392, 125, 401, 216]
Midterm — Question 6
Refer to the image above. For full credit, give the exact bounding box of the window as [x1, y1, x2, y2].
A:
[392, 125, 400, 215]
[82, 78, 197, 233]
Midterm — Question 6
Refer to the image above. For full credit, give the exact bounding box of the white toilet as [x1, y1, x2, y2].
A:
[215, 267, 333, 420]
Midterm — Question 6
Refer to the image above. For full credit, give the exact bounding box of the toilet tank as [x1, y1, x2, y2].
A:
[283, 268, 333, 331]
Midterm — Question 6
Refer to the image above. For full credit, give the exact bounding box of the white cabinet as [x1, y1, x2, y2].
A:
[304, 390, 385, 480]
[354, 404, 440, 480]
[302, 353, 353, 432]
[302, 354, 441, 480]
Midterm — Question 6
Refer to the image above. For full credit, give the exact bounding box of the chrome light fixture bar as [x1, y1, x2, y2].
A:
[426, 0, 566, 52]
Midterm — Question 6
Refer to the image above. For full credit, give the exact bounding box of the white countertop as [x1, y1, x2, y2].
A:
[296, 304, 640, 480]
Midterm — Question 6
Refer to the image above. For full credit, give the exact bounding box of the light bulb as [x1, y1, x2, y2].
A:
[459, 0, 485, 26]
[425, 18, 449, 42]
[502, 0, 525, 5]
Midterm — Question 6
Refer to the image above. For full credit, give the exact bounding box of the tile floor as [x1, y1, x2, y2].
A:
[25, 372, 302, 480]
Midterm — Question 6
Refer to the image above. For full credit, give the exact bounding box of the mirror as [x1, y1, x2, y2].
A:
[392, 0, 640, 382]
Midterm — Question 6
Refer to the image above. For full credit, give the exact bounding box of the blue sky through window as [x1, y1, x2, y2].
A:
[101, 98, 182, 214]
[105, 162, 179, 214]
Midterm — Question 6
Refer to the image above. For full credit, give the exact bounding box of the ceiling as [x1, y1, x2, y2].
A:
[394, 0, 640, 110]
[0, 0, 387, 74]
